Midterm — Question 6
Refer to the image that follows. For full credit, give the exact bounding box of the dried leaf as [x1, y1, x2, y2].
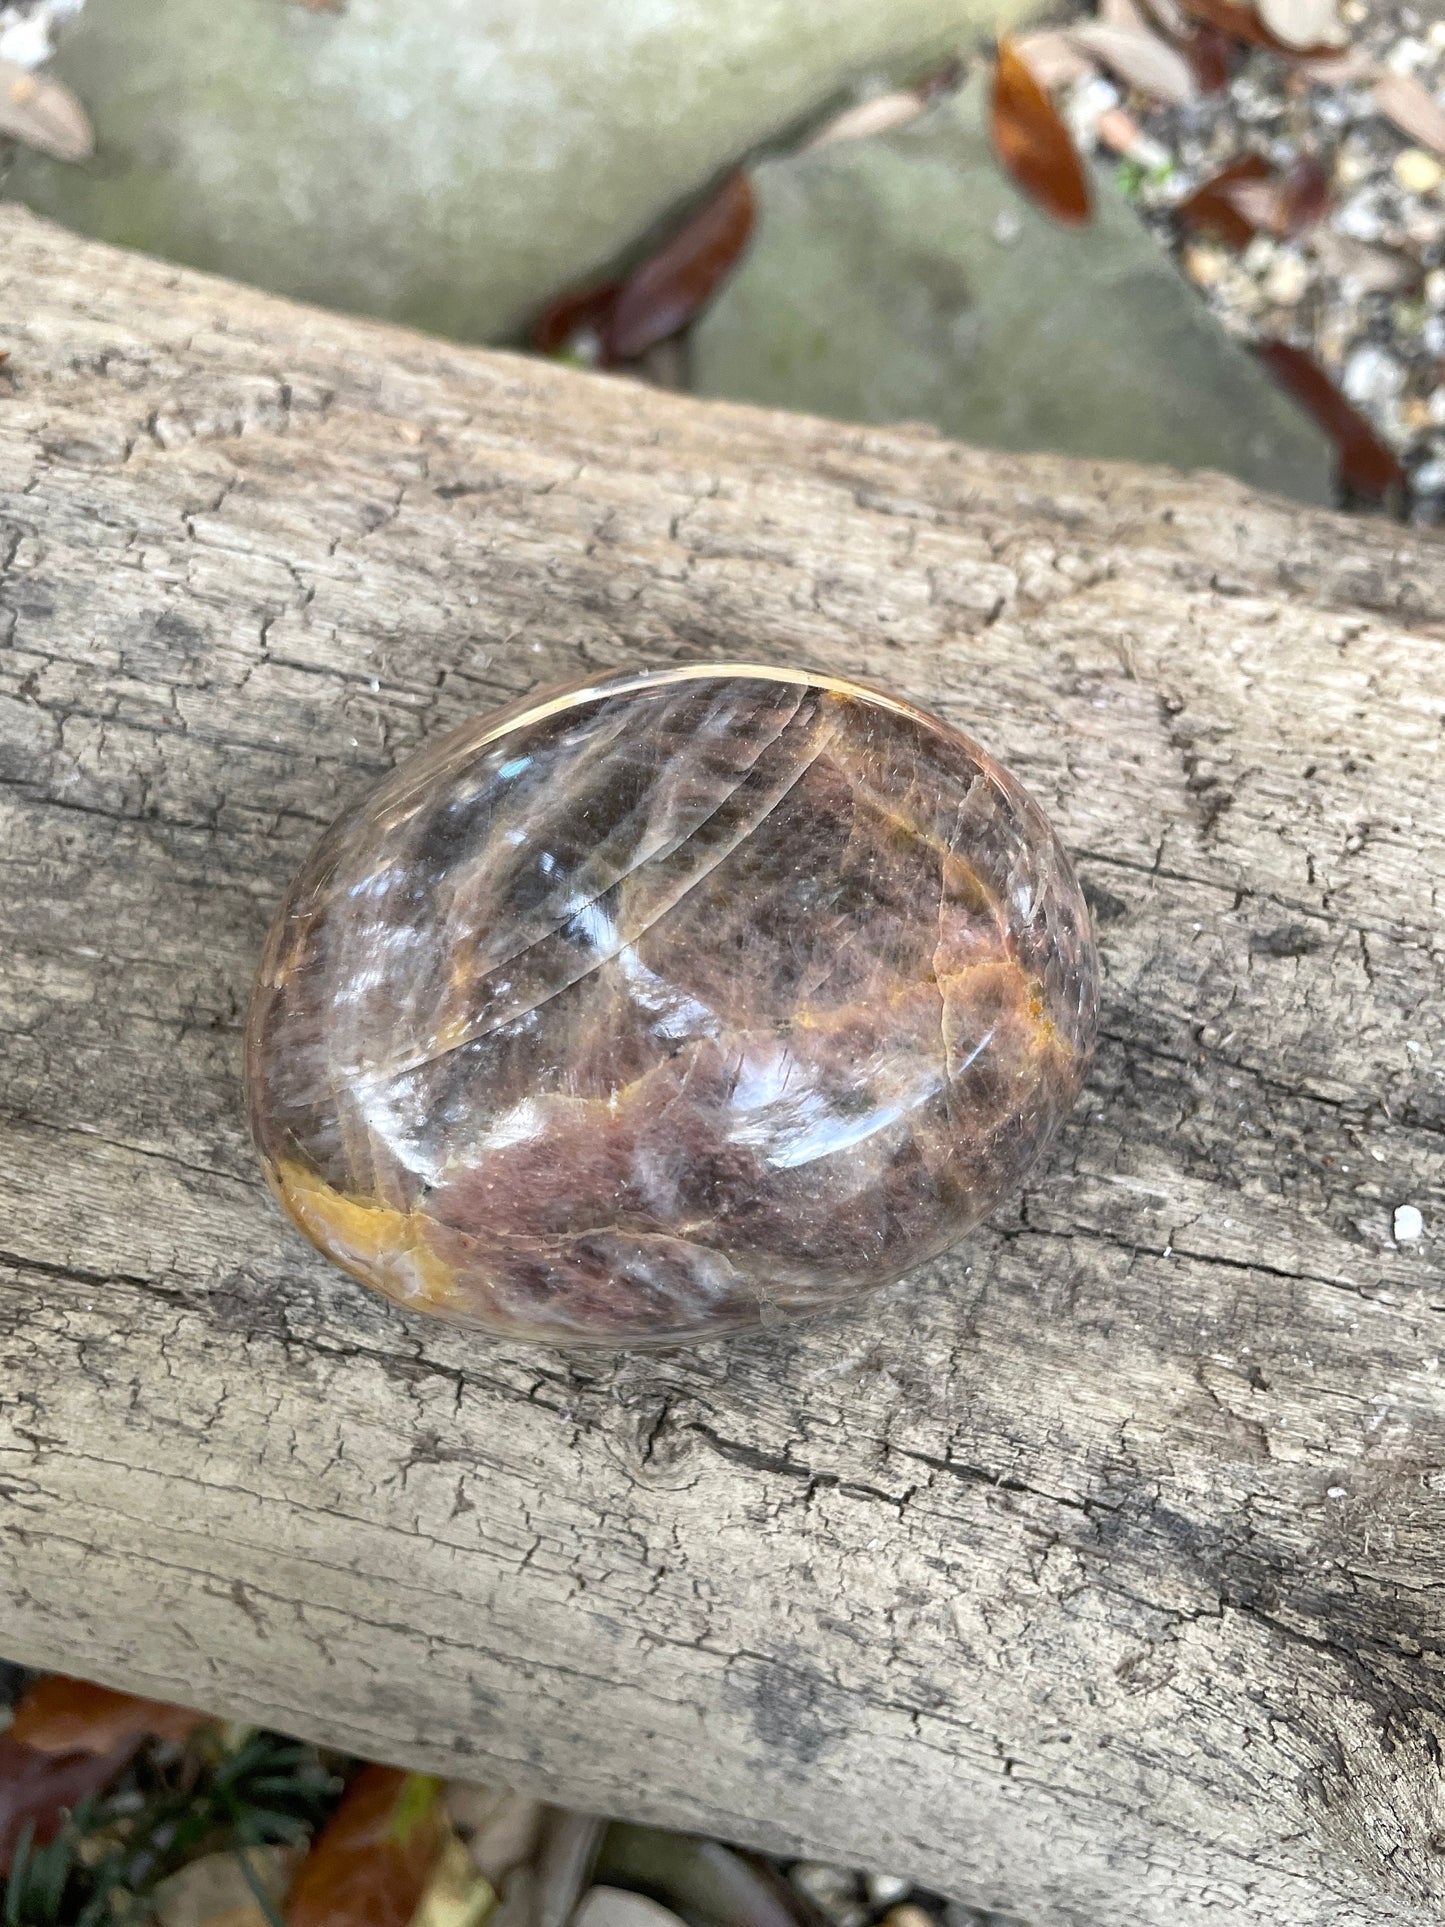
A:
[806, 91, 927, 150]
[1372, 71, 1445, 157]
[11, 1675, 208, 1756]
[1173, 0, 1273, 46]
[1256, 339, 1405, 500]
[1194, 150, 1331, 238]
[0, 56, 92, 161]
[1142, 0, 1193, 34]
[1295, 48, 1376, 81]
[0, 1731, 136, 1872]
[531, 281, 620, 359]
[1100, 0, 1154, 29]
[1277, 152, 1332, 235]
[603, 173, 755, 363]
[1173, 0, 1337, 56]
[990, 36, 1092, 226]
[1255, 0, 1346, 49]
[1177, 152, 1274, 246]
[1013, 31, 1097, 91]
[285, 1767, 445, 1927]
[1067, 23, 1198, 103]
[1224, 176, 1287, 227]
[1184, 25, 1235, 92]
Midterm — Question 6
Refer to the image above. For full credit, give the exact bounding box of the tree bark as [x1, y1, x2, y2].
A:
[1, 203, 1444, 1927]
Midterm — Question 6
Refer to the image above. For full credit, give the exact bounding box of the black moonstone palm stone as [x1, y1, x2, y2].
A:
[245, 663, 1098, 1345]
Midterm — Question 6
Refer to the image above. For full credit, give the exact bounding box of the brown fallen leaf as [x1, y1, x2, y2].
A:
[1372, 71, 1445, 158]
[0, 1730, 138, 1872]
[0, 56, 92, 161]
[11, 1674, 209, 1755]
[1220, 176, 1285, 228]
[1256, 339, 1405, 501]
[1173, 0, 1338, 56]
[603, 173, 755, 363]
[1184, 24, 1235, 92]
[1013, 31, 1097, 92]
[990, 36, 1092, 226]
[1177, 152, 1274, 246]
[532, 280, 621, 359]
[1277, 153, 1332, 235]
[1255, 0, 1347, 50]
[1203, 152, 1331, 237]
[1067, 22, 1197, 103]
[286, 1766, 446, 1927]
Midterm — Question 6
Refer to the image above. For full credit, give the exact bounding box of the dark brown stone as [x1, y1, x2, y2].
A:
[244, 665, 1098, 1345]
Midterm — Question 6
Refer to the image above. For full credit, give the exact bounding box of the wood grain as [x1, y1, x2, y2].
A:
[1, 204, 1443, 1927]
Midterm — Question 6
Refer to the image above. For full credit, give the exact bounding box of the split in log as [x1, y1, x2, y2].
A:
[1, 204, 1444, 1927]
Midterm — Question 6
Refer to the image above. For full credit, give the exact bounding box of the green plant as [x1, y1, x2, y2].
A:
[1, 1730, 342, 1927]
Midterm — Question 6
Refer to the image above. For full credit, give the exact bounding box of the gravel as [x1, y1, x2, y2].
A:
[1069, 3, 1445, 521]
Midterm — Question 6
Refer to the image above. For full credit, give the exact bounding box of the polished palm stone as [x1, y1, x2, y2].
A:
[245, 663, 1098, 1346]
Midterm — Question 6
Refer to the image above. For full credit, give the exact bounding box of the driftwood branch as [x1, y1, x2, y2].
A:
[2, 204, 1444, 1927]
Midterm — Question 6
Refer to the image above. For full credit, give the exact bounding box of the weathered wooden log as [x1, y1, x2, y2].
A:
[1, 203, 1443, 1927]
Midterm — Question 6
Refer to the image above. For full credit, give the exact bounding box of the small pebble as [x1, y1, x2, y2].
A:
[1262, 250, 1310, 306]
[790, 1864, 868, 1927]
[867, 1877, 914, 1909]
[1183, 242, 1226, 289]
[880, 1908, 934, 1927]
[1393, 148, 1445, 195]
[1066, 74, 1120, 146]
[0, 12, 51, 63]
[1342, 342, 1405, 407]
[1333, 195, 1386, 243]
[1385, 34, 1428, 72]
[1394, 1204, 1425, 1242]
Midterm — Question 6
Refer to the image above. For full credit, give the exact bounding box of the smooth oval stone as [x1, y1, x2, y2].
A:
[245, 664, 1098, 1346]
